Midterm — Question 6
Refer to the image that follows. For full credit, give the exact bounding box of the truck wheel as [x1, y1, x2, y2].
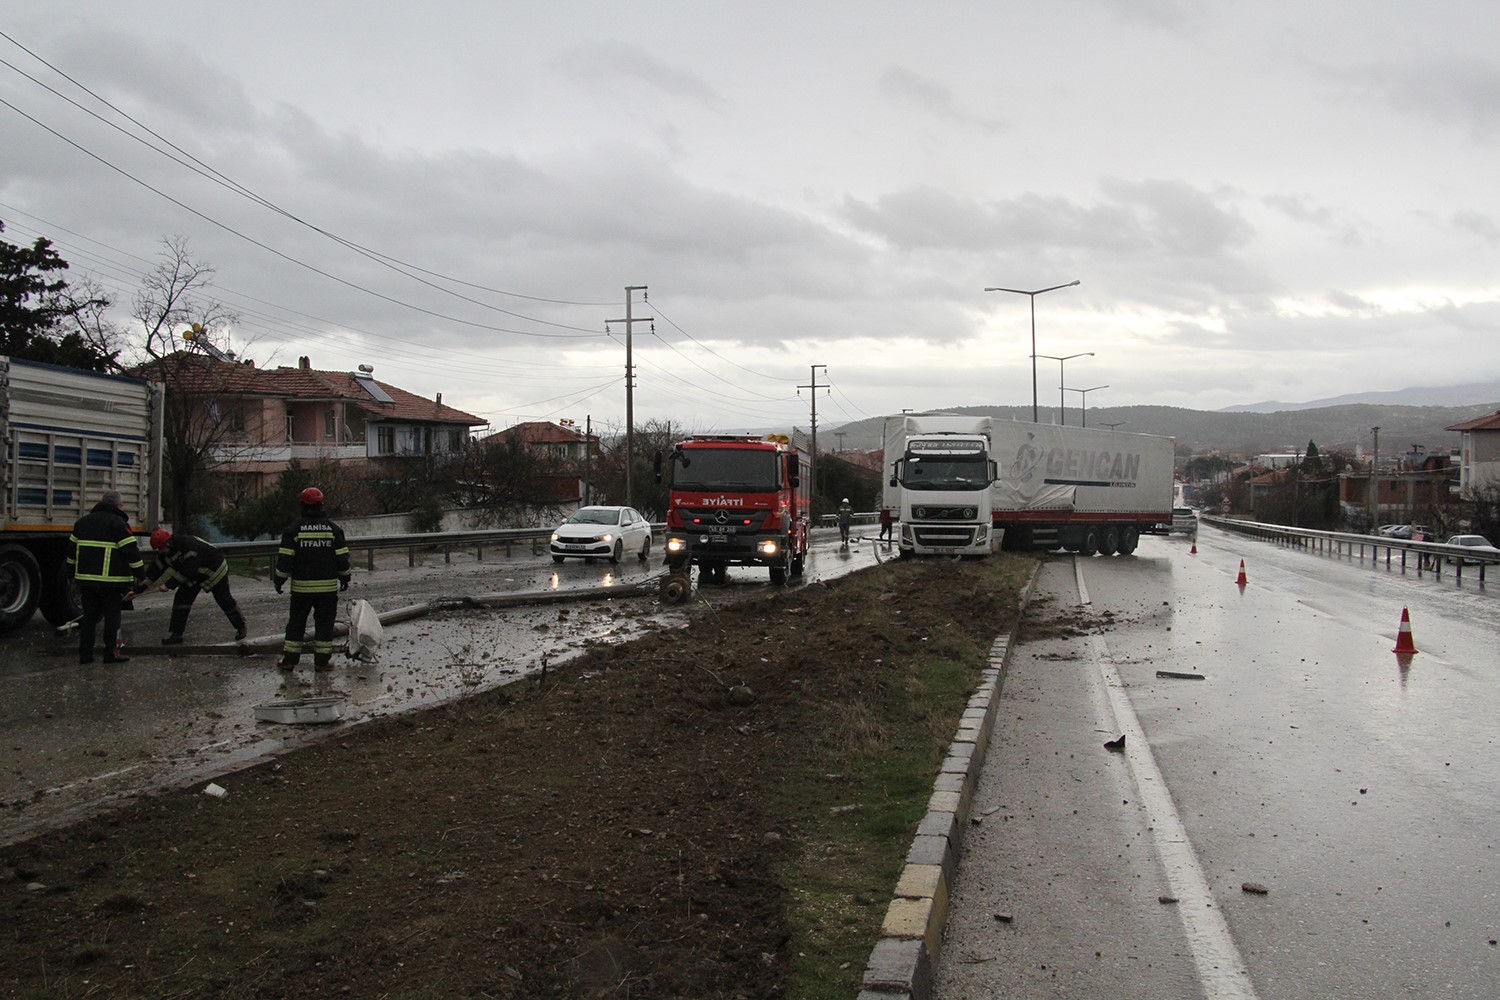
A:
[0, 545, 42, 633]
[39, 558, 83, 627]
[1080, 527, 1100, 557]
[1118, 527, 1140, 555]
[1100, 526, 1120, 556]
[769, 563, 787, 585]
[791, 551, 805, 577]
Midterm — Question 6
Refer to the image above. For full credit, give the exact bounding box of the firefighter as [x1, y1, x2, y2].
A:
[136, 529, 248, 644]
[274, 486, 351, 672]
[837, 498, 853, 544]
[67, 489, 148, 664]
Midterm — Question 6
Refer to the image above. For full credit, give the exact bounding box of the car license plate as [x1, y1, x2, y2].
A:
[562, 543, 588, 550]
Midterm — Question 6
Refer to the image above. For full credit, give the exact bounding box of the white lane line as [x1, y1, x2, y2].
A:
[1075, 559, 1259, 1000]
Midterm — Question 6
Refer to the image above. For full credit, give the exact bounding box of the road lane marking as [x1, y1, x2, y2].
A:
[1076, 558, 1260, 1000]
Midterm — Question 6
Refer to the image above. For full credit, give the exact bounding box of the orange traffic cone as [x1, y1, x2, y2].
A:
[1235, 559, 1247, 586]
[1392, 607, 1418, 655]
[1190, 540, 1198, 554]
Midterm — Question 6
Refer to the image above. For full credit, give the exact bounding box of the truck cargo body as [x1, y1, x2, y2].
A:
[658, 435, 810, 585]
[0, 357, 164, 631]
[989, 422, 1174, 555]
[882, 414, 999, 557]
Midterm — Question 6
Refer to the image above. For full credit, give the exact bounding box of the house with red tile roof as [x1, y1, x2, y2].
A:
[134, 352, 487, 497]
[1445, 409, 1500, 496]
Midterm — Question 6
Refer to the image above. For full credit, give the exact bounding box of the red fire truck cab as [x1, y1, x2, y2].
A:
[656, 434, 811, 585]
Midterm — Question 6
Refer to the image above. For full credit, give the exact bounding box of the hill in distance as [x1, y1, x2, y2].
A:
[817, 381, 1500, 458]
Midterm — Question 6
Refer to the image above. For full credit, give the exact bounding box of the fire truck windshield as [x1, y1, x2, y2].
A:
[674, 448, 779, 491]
[901, 452, 988, 491]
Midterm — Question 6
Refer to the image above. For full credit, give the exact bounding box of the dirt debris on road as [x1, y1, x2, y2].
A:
[0, 555, 1032, 999]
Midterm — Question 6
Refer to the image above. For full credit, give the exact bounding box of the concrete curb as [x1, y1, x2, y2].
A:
[858, 560, 1042, 999]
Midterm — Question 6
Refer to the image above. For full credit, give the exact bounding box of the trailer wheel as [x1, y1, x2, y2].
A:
[39, 558, 83, 627]
[1080, 527, 1100, 557]
[0, 545, 42, 633]
[1100, 526, 1120, 556]
[1118, 526, 1140, 555]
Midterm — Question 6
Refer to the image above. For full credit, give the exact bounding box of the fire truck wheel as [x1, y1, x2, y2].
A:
[659, 573, 691, 605]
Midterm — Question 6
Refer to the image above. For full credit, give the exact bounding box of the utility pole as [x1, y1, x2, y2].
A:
[798, 364, 828, 510]
[609, 286, 651, 506]
[583, 415, 592, 506]
[1370, 425, 1380, 528]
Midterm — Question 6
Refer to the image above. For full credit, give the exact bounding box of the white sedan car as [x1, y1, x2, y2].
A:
[550, 506, 653, 564]
[1444, 534, 1500, 565]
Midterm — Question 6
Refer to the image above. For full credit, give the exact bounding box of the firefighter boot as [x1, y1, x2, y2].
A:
[228, 604, 248, 641]
[165, 605, 191, 646]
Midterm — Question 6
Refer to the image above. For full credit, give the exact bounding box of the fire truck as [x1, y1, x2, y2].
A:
[655, 434, 811, 589]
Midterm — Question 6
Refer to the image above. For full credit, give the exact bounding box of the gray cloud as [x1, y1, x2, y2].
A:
[553, 40, 729, 112]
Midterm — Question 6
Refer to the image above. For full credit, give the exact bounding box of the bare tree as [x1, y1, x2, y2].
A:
[128, 237, 243, 532]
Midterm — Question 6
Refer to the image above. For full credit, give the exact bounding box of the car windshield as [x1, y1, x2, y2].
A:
[567, 509, 620, 525]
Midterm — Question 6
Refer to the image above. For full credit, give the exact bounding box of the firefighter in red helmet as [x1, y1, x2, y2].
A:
[273, 485, 351, 672]
[133, 528, 248, 644]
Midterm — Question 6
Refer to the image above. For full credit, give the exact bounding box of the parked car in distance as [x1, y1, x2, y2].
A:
[1381, 524, 1429, 540]
[1443, 534, 1500, 565]
[1170, 507, 1197, 535]
[550, 506, 653, 564]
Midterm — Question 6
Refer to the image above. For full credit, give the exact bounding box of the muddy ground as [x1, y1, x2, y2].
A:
[0, 556, 1030, 999]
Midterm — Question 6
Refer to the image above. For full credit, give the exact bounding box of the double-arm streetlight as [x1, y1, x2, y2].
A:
[983, 280, 1080, 422]
[1034, 352, 1093, 425]
[1065, 384, 1109, 427]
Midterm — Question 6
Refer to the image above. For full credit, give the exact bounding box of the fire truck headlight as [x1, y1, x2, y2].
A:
[665, 536, 688, 554]
[757, 539, 779, 557]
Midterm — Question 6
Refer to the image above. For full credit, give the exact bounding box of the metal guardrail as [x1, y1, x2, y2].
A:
[208, 526, 656, 572]
[1202, 515, 1495, 582]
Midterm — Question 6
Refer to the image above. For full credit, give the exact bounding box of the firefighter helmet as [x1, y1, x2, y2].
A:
[299, 486, 325, 506]
[149, 528, 172, 550]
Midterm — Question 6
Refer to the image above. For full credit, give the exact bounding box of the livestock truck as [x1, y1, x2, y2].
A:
[0, 357, 164, 632]
[989, 422, 1174, 555]
[881, 413, 999, 557]
[656, 434, 811, 586]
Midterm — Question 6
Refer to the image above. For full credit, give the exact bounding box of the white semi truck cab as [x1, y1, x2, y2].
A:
[882, 414, 998, 558]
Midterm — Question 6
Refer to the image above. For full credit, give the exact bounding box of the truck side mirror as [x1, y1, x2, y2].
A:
[788, 464, 800, 488]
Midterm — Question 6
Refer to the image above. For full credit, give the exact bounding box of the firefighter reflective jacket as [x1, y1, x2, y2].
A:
[68, 502, 146, 588]
[275, 512, 352, 594]
[149, 535, 229, 592]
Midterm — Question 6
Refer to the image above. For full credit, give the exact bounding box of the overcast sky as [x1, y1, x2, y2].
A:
[4, 2, 1498, 436]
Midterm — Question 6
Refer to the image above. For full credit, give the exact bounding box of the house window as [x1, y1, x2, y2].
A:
[377, 426, 395, 455]
[226, 407, 245, 433]
[324, 410, 336, 438]
[448, 429, 465, 451]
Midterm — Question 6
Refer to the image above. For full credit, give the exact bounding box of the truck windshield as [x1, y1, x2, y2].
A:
[901, 453, 989, 491]
[674, 448, 780, 491]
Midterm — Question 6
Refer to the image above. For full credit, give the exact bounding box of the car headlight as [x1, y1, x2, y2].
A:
[550, 532, 560, 542]
[600, 533, 615, 543]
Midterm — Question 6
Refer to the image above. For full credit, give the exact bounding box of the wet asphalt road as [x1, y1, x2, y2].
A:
[0, 529, 886, 845]
[935, 524, 1500, 999]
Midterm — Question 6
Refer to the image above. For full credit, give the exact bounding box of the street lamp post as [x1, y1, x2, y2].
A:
[1064, 384, 1109, 427]
[983, 280, 1080, 422]
[1033, 352, 1093, 425]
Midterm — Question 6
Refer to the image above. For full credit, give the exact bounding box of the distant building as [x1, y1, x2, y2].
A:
[135, 352, 487, 499]
[1444, 409, 1500, 496]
